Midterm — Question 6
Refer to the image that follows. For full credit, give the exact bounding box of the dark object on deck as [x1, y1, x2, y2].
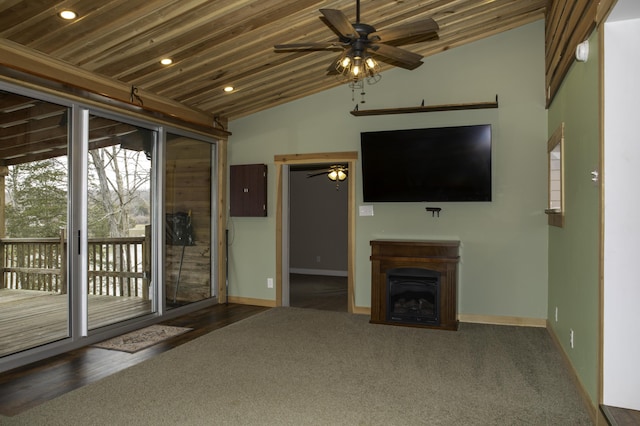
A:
[166, 211, 195, 303]
[166, 212, 195, 246]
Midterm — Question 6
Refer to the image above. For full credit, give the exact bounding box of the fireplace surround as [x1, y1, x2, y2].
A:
[370, 240, 460, 331]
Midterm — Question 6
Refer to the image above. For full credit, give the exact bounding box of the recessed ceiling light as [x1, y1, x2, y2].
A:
[160, 58, 173, 65]
[223, 86, 234, 93]
[59, 10, 77, 20]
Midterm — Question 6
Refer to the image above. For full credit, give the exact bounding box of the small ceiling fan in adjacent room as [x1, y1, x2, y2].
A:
[307, 165, 348, 189]
[274, 0, 439, 100]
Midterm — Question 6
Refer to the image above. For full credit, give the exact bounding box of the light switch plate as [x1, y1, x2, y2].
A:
[359, 205, 374, 216]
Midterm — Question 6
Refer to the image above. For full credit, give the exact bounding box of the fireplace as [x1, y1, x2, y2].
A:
[370, 240, 459, 330]
[387, 268, 440, 326]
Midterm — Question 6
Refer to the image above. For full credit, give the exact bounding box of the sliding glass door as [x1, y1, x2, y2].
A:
[165, 133, 214, 308]
[0, 90, 70, 357]
[86, 114, 156, 330]
[1, 82, 218, 368]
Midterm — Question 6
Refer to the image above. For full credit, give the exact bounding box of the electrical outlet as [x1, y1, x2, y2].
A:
[555, 306, 558, 322]
[570, 329, 574, 349]
[267, 278, 273, 289]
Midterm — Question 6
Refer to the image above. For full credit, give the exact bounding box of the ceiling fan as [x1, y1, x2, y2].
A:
[306, 165, 348, 189]
[274, 0, 439, 81]
[307, 165, 348, 182]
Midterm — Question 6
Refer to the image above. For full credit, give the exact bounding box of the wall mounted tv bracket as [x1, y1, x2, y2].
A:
[426, 207, 442, 217]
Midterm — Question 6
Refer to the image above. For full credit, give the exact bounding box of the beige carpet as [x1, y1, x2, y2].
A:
[92, 325, 192, 353]
[3, 307, 592, 425]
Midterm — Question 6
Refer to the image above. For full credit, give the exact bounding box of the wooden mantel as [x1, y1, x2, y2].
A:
[370, 239, 460, 331]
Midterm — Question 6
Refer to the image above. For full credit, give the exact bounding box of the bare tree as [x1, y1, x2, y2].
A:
[88, 142, 151, 238]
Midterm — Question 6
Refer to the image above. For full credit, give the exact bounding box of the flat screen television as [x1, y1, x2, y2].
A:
[360, 124, 492, 202]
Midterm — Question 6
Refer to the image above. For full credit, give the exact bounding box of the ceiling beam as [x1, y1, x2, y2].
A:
[0, 39, 227, 134]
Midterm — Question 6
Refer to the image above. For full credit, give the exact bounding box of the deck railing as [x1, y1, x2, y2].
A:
[0, 230, 150, 299]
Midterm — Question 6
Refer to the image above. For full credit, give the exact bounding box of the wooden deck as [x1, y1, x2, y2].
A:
[0, 289, 151, 358]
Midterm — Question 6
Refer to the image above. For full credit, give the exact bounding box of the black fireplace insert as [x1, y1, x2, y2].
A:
[386, 267, 440, 326]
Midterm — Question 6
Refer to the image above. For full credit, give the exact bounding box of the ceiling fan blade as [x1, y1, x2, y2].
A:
[320, 9, 358, 40]
[274, 42, 345, 50]
[307, 171, 329, 178]
[370, 43, 423, 69]
[369, 18, 439, 43]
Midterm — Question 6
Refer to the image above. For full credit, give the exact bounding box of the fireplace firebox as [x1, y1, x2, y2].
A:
[370, 240, 459, 331]
[387, 268, 440, 326]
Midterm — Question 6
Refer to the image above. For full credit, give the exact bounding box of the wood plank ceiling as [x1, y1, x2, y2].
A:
[1, 0, 546, 122]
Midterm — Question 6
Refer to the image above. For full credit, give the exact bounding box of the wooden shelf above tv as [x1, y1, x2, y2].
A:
[350, 96, 498, 117]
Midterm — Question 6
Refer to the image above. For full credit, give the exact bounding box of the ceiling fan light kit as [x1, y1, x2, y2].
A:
[307, 165, 348, 189]
[327, 168, 347, 181]
[335, 54, 381, 83]
[274, 0, 439, 102]
[327, 165, 347, 190]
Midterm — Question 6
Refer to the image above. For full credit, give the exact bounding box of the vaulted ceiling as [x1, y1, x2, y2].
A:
[0, 0, 546, 123]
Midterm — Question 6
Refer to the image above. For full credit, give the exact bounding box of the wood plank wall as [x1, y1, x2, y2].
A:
[0, 40, 222, 133]
[166, 138, 213, 303]
[545, 0, 599, 106]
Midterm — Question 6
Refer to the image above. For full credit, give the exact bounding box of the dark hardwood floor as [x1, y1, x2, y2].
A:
[601, 404, 640, 426]
[289, 273, 347, 312]
[0, 303, 269, 417]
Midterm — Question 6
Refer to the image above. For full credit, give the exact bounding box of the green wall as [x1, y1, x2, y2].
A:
[547, 29, 600, 405]
[227, 21, 549, 320]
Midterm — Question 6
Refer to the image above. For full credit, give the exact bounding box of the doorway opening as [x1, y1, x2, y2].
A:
[289, 163, 348, 312]
[274, 152, 357, 313]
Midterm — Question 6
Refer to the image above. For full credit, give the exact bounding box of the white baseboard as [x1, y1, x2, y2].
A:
[289, 268, 348, 277]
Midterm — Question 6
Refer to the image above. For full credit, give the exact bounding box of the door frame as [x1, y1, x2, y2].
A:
[274, 152, 357, 313]
[601, 1, 640, 410]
